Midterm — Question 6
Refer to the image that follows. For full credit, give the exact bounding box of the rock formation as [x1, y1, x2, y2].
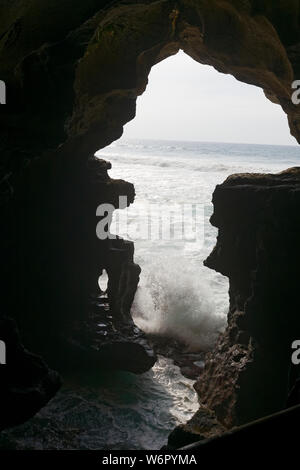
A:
[0, 0, 300, 434]
[194, 168, 300, 428]
[0, 317, 61, 431]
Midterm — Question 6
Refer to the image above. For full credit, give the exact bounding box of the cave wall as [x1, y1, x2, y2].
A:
[196, 169, 300, 428]
[0, 0, 300, 430]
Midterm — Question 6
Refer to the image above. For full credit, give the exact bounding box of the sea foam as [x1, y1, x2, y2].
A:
[132, 257, 227, 351]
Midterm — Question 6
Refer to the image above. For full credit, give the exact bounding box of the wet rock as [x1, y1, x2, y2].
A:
[64, 291, 156, 374]
[166, 406, 225, 449]
[148, 334, 205, 380]
[195, 168, 300, 428]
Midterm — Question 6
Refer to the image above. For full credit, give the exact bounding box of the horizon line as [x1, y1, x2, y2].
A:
[120, 136, 299, 148]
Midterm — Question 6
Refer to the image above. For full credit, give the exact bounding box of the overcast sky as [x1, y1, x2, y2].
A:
[122, 50, 297, 146]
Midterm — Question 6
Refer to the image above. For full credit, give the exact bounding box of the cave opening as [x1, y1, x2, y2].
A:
[87, 48, 300, 446]
[95, 50, 298, 363]
[53, 25, 300, 451]
[1, 0, 300, 452]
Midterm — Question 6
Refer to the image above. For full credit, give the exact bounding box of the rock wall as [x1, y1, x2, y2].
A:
[0, 317, 61, 431]
[0, 0, 300, 431]
[195, 168, 300, 428]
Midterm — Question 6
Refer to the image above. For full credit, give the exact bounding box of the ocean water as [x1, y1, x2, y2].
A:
[97, 138, 300, 350]
[2, 139, 299, 450]
[0, 356, 198, 450]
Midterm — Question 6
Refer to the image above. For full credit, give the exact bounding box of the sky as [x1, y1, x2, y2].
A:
[122, 50, 297, 146]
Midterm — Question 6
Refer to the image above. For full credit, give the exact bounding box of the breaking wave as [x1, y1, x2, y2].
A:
[132, 257, 227, 352]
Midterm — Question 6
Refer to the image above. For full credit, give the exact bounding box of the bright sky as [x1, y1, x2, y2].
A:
[122, 50, 297, 146]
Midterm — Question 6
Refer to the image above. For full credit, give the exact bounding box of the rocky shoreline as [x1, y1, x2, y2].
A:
[147, 334, 206, 380]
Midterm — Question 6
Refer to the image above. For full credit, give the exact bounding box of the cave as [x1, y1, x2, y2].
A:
[1, 0, 300, 456]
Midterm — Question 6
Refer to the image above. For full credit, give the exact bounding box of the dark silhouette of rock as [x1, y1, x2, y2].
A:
[0, 317, 61, 431]
[194, 168, 300, 428]
[166, 406, 225, 449]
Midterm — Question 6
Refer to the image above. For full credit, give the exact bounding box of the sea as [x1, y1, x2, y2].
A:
[1, 138, 299, 450]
